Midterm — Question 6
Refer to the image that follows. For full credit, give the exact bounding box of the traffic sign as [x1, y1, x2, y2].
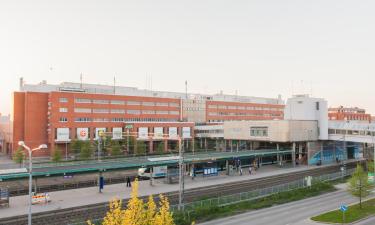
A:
[340, 205, 348, 212]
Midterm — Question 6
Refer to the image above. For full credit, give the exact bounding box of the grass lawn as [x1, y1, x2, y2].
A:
[174, 182, 336, 225]
[311, 198, 375, 224]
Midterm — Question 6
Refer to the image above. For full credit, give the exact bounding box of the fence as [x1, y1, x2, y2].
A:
[170, 168, 355, 212]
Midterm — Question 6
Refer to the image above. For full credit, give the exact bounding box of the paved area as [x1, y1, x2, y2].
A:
[200, 184, 374, 225]
[0, 153, 19, 170]
[0, 164, 313, 219]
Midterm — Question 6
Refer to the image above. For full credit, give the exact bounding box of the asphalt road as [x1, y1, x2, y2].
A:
[200, 188, 373, 225]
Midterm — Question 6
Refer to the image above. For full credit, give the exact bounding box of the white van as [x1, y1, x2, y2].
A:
[138, 166, 167, 178]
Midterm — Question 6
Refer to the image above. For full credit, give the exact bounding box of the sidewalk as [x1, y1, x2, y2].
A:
[0, 164, 318, 219]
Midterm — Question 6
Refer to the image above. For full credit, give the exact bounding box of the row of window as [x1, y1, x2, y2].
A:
[208, 105, 282, 111]
[250, 127, 269, 137]
[208, 112, 282, 117]
[64, 108, 179, 115]
[328, 129, 375, 136]
[59, 97, 179, 107]
[59, 117, 178, 123]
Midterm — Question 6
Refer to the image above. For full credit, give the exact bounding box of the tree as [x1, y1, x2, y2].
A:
[13, 147, 25, 167]
[348, 164, 374, 209]
[136, 141, 147, 156]
[52, 147, 62, 162]
[80, 141, 93, 160]
[111, 141, 122, 156]
[144, 195, 156, 225]
[71, 139, 83, 155]
[368, 160, 374, 173]
[156, 142, 165, 155]
[154, 194, 175, 225]
[123, 179, 145, 225]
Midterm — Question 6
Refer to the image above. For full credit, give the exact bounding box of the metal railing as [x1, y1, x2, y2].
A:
[170, 168, 355, 212]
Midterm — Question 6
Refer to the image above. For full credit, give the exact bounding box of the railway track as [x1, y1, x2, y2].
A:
[0, 161, 362, 225]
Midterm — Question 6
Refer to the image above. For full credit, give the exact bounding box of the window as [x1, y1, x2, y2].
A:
[246, 106, 254, 110]
[156, 102, 169, 107]
[59, 98, 68, 103]
[127, 110, 140, 114]
[169, 111, 179, 115]
[142, 110, 155, 114]
[156, 110, 168, 114]
[127, 101, 140, 106]
[316, 102, 320, 110]
[93, 99, 109, 104]
[169, 102, 179, 107]
[93, 118, 109, 122]
[59, 108, 68, 113]
[228, 106, 237, 110]
[218, 105, 227, 109]
[142, 102, 155, 106]
[75, 98, 91, 104]
[237, 106, 245, 110]
[250, 127, 268, 137]
[59, 117, 68, 123]
[111, 109, 125, 114]
[75, 117, 91, 122]
[74, 108, 91, 113]
[112, 118, 125, 122]
[111, 100, 125, 105]
[93, 108, 109, 113]
[208, 105, 218, 109]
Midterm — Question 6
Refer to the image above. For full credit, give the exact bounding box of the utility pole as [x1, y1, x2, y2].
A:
[178, 136, 185, 210]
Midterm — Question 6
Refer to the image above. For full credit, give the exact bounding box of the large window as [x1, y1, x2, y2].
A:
[74, 108, 91, 113]
[93, 108, 109, 114]
[169, 102, 179, 107]
[111, 109, 125, 114]
[127, 101, 140, 106]
[127, 110, 140, 114]
[93, 99, 109, 104]
[142, 102, 155, 106]
[59, 117, 68, 123]
[59, 107, 68, 113]
[156, 102, 169, 107]
[59, 98, 68, 103]
[111, 100, 125, 105]
[250, 127, 268, 137]
[75, 117, 91, 122]
[75, 98, 91, 103]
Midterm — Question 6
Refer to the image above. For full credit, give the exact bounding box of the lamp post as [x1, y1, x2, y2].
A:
[178, 135, 184, 211]
[18, 141, 47, 225]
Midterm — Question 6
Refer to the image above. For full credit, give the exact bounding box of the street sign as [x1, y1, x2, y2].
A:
[125, 125, 133, 129]
[340, 205, 348, 212]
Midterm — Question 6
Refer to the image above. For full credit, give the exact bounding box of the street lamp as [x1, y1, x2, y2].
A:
[18, 141, 47, 225]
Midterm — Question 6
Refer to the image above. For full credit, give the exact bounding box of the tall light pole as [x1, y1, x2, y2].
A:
[178, 136, 185, 210]
[18, 141, 47, 225]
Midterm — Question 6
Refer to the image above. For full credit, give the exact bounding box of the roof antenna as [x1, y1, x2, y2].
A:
[80, 73, 83, 89]
[185, 80, 188, 99]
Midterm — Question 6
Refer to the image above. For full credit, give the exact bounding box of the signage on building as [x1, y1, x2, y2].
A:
[56, 128, 70, 141]
[169, 127, 178, 139]
[125, 125, 133, 129]
[77, 128, 89, 140]
[154, 127, 164, 139]
[182, 127, 191, 138]
[138, 127, 148, 139]
[95, 128, 106, 139]
[112, 127, 123, 140]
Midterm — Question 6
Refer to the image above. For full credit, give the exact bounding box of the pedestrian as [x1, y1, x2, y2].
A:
[126, 176, 131, 187]
[239, 167, 243, 176]
[248, 166, 252, 175]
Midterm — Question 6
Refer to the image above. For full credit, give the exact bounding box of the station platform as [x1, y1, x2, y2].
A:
[0, 164, 320, 219]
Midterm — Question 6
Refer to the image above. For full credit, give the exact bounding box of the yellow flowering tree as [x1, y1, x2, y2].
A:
[88, 179, 175, 225]
[154, 194, 175, 225]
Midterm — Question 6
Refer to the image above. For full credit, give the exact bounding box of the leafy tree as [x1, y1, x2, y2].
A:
[13, 146, 25, 167]
[368, 160, 374, 173]
[144, 195, 156, 225]
[80, 141, 93, 160]
[154, 194, 174, 225]
[136, 141, 147, 156]
[123, 179, 145, 224]
[71, 139, 83, 155]
[111, 141, 122, 156]
[348, 164, 374, 209]
[52, 147, 62, 162]
[156, 142, 165, 155]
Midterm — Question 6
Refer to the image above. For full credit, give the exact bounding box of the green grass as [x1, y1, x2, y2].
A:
[311, 198, 375, 224]
[174, 182, 336, 225]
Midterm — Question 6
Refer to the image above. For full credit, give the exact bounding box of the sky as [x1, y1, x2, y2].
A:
[0, 0, 374, 115]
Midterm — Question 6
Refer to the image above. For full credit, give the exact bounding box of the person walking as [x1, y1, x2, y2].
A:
[126, 176, 131, 187]
[248, 166, 252, 175]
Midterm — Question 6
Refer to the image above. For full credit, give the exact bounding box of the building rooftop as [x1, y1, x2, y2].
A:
[20, 79, 284, 105]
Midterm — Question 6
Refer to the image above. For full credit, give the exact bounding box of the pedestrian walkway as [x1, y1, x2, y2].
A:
[0, 164, 323, 219]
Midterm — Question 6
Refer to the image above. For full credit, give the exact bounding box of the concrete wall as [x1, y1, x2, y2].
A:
[223, 120, 318, 142]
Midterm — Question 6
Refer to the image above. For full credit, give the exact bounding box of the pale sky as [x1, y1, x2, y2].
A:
[1, 0, 374, 115]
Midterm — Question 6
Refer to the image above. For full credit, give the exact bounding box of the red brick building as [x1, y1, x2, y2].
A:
[328, 106, 372, 122]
